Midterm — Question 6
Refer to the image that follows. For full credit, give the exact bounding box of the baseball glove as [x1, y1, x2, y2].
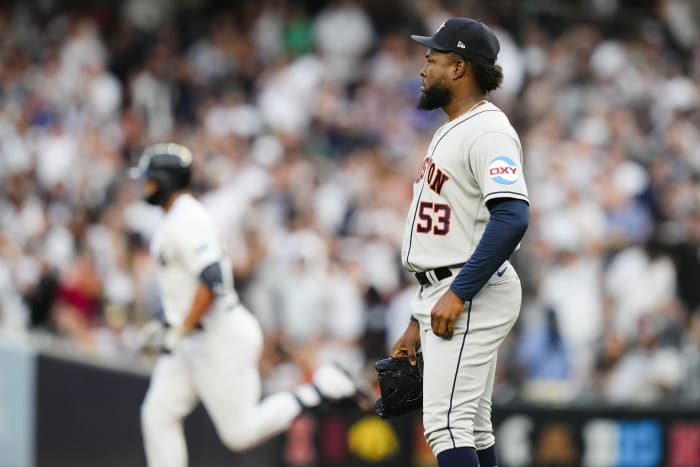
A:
[374, 353, 424, 419]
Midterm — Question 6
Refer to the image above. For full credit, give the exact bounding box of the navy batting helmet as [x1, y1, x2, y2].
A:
[130, 143, 193, 206]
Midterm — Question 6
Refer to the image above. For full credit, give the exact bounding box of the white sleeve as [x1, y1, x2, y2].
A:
[467, 131, 529, 204]
[173, 218, 223, 276]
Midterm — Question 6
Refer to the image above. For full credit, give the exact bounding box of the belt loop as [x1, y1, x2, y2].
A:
[426, 269, 437, 285]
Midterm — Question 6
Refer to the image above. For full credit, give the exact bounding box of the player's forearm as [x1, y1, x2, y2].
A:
[182, 282, 215, 332]
[181, 262, 225, 331]
[449, 198, 529, 302]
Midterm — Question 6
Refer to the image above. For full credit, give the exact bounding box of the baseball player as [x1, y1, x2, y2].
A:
[133, 143, 365, 467]
[391, 19, 529, 467]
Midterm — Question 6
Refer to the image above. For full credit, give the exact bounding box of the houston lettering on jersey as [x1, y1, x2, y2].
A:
[414, 156, 450, 195]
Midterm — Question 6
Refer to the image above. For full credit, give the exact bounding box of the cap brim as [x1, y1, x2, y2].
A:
[410, 35, 450, 52]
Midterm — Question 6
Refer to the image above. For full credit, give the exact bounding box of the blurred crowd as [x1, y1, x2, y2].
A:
[1, 0, 700, 406]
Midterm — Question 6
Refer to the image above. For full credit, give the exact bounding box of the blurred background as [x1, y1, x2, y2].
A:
[1, 0, 700, 466]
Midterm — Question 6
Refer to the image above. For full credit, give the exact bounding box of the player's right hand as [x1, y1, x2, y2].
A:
[390, 319, 421, 366]
[430, 289, 465, 339]
[138, 320, 166, 352]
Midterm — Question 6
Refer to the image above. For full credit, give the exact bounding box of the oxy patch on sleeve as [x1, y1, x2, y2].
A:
[487, 156, 520, 185]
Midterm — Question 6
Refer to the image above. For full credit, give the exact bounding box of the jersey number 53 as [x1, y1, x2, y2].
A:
[416, 202, 451, 235]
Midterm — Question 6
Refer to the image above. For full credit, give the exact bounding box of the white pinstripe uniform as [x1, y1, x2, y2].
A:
[141, 193, 305, 467]
[401, 102, 528, 455]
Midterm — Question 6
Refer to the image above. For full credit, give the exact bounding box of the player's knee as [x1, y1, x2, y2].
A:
[219, 425, 257, 452]
[474, 430, 495, 451]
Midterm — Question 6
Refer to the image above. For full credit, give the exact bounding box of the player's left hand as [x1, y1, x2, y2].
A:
[430, 289, 466, 339]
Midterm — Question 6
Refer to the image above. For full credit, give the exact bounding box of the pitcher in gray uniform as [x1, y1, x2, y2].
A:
[391, 18, 529, 467]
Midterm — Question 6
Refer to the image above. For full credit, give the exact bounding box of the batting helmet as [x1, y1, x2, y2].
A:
[130, 143, 193, 206]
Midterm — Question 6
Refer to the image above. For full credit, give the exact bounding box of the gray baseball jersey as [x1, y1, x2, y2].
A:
[402, 102, 528, 455]
[401, 102, 528, 273]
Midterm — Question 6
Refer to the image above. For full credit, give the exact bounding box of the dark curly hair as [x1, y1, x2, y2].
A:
[470, 61, 504, 93]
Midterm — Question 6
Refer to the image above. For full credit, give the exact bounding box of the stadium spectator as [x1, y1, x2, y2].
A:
[0, 0, 699, 405]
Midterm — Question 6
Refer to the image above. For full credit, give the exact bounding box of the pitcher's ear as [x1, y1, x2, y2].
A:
[452, 57, 467, 80]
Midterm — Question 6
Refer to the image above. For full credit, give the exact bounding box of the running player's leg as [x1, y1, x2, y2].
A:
[141, 354, 199, 467]
[193, 308, 300, 451]
[195, 307, 360, 452]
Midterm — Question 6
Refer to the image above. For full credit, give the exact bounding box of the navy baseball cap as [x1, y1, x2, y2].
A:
[411, 18, 500, 65]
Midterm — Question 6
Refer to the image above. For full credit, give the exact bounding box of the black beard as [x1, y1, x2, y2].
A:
[145, 185, 170, 206]
[418, 83, 452, 110]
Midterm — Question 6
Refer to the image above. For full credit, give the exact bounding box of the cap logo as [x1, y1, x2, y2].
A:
[457, 41, 466, 49]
